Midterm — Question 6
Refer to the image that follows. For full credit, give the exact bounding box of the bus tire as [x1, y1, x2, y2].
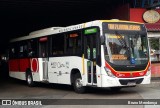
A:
[110, 87, 122, 92]
[73, 73, 86, 93]
[26, 72, 35, 87]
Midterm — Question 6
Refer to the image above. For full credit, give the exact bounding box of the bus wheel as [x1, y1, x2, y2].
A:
[26, 72, 34, 87]
[73, 73, 86, 93]
[110, 87, 122, 92]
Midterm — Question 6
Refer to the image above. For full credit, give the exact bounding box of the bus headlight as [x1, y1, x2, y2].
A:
[104, 67, 115, 77]
[145, 67, 151, 76]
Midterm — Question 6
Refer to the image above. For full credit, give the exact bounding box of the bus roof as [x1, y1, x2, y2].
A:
[100, 19, 144, 24]
[29, 27, 64, 35]
[10, 20, 144, 42]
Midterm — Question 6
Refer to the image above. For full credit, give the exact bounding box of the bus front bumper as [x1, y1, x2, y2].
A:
[100, 74, 151, 87]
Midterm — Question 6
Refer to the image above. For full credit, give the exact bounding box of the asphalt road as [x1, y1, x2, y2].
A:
[0, 78, 160, 108]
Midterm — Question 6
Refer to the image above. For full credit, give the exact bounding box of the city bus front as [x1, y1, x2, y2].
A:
[101, 22, 151, 87]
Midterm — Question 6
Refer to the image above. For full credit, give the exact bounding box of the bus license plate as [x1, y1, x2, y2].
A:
[127, 82, 136, 86]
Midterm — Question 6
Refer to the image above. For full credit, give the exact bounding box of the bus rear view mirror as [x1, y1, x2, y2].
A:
[101, 36, 105, 45]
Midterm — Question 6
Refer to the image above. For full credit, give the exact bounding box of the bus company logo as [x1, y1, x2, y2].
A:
[59, 24, 83, 33]
[51, 62, 66, 68]
[116, 73, 125, 77]
[130, 72, 133, 77]
[2, 100, 11, 105]
[139, 72, 144, 76]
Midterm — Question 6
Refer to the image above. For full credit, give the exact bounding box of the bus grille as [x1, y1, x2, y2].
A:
[119, 78, 144, 85]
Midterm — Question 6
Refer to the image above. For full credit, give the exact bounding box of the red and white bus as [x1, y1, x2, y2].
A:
[8, 20, 151, 93]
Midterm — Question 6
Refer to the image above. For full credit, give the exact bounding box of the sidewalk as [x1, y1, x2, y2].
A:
[139, 78, 160, 87]
[151, 78, 160, 86]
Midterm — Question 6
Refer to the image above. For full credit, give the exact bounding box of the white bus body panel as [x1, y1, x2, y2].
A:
[48, 56, 83, 84]
[10, 72, 26, 80]
[101, 74, 151, 87]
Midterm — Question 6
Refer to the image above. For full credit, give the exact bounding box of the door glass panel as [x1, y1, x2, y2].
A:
[85, 33, 97, 84]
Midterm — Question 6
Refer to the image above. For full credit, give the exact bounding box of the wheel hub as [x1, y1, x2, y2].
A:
[76, 78, 83, 88]
[27, 75, 32, 84]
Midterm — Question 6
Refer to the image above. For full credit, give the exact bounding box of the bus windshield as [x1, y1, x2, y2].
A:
[104, 32, 149, 65]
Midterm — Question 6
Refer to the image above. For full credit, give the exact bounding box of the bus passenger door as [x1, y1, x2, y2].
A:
[39, 37, 49, 81]
[84, 30, 98, 85]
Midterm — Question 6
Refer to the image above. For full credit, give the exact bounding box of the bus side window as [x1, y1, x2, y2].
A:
[9, 47, 15, 59]
[28, 39, 37, 57]
[28, 48, 33, 57]
[52, 34, 64, 56]
[9, 43, 18, 59]
[19, 45, 24, 57]
[66, 32, 81, 55]
[17, 41, 28, 58]
[23, 45, 28, 57]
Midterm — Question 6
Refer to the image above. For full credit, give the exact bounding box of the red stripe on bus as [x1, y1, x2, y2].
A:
[105, 62, 150, 78]
[9, 58, 30, 72]
[19, 58, 30, 72]
[9, 59, 19, 71]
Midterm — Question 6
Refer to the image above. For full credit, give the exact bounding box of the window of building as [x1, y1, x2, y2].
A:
[149, 38, 160, 63]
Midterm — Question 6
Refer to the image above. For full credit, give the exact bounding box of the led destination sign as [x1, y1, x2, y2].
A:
[108, 24, 141, 31]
